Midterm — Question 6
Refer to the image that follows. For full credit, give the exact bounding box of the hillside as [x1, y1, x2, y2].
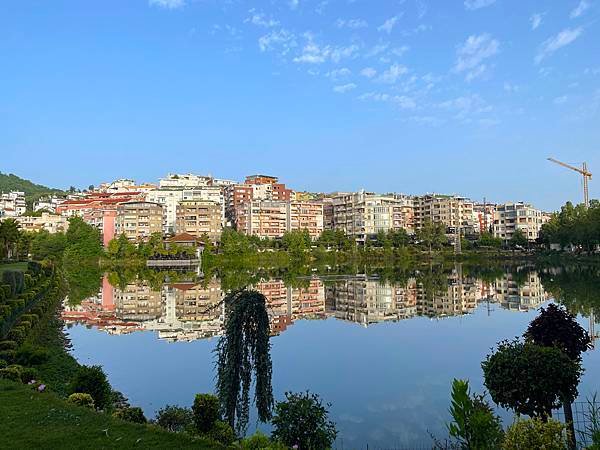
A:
[0, 172, 64, 204]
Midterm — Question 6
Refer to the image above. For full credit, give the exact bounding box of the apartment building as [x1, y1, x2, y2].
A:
[33, 195, 64, 214]
[244, 174, 293, 201]
[413, 194, 477, 234]
[0, 191, 26, 217]
[114, 282, 163, 321]
[328, 191, 414, 244]
[115, 201, 163, 241]
[56, 191, 143, 217]
[13, 213, 69, 234]
[224, 184, 254, 228]
[287, 201, 324, 239]
[493, 272, 547, 311]
[493, 202, 546, 241]
[175, 200, 223, 242]
[237, 200, 288, 239]
[473, 202, 496, 234]
[83, 208, 117, 247]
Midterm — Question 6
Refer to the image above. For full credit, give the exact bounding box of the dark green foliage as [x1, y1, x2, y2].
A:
[113, 407, 147, 424]
[447, 379, 504, 449]
[0, 341, 17, 351]
[208, 420, 236, 445]
[192, 394, 221, 434]
[215, 290, 273, 434]
[482, 340, 583, 418]
[581, 394, 600, 449]
[271, 391, 338, 450]
[19, 367, 38, 383]
[154, 405, 193, 432]
[0, 350, 16, 364]
[416, 219, 448, 253]
[509, 229, 528, 248]
[539, 200, 600, 251]
[68, 365, 112, 411]
[0, 366, 22, 381]
[0, 172, 64, 205]
[15, 344, 50, 366]
[2, 270, 24, 297]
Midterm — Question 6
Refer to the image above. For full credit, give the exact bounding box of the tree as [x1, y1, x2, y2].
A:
[154, 405, 193, 433]
[510, 229, 528, 249]
[107, 234, 136, 259]
[478, 232, 502, 248]
[215, 290, 273, 434]
[0, 219, 21, 259]
[416, 219, 447, 254]
[68, 365, 112, 411]
[502, 418, 568, 450]
[271, 391, 338, 450]
[482, 340, 583, 419]
[192, 394, 221, 433]
[524, 304, 592, 448]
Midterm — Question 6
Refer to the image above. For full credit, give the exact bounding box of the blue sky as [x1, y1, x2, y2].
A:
[1, 0, 599, 210]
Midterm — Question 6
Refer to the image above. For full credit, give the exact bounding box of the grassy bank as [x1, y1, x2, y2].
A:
[0, 380, 217, 449]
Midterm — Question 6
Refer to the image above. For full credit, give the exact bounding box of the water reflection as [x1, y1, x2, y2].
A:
[62, 266, 559, 342]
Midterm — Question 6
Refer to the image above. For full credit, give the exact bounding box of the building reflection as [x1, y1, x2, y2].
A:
[62, 268, 550, 342]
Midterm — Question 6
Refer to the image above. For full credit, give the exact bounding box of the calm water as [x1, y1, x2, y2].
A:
[63, 266, 600, 449]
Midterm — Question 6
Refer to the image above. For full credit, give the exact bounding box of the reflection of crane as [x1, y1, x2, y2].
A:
[547, 157, 593, 208]
[547, 157, 597, 346]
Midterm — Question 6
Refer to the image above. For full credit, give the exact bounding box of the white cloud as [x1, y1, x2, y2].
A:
[570, 0, 590, 18]
[327, 68, 352, 81]
[333, 83, 357, 93]
[535, 27, 582, 64]
[358, 92, 416, 109]
[365, 43, 388, 58]
[378, 15, 402, 34]
[503, 82, 519, 93]
[289, 0, 299, 10]
[315, 1, 329, 15]
[554, 95, 568, 105]
[464, 0, 496, 10]
[391, 45, 410, 57]
[360, 67, 377, 78]
[530, 13, 543, 30]
[293, 36, 359, 64]
[149, 0, 184, 9]
[454, 33, 499, 81]
[377, 63, 408, 83]
[438, 94, 492, 120]
[258, 29, 296, 55]
[336, 18, 368, 29]
[245, 10, 279, 28]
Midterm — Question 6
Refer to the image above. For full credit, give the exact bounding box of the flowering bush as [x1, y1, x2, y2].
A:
[68, 393, 95, 409]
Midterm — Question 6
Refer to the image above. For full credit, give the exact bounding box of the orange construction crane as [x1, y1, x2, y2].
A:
[547, 157, 593, 208]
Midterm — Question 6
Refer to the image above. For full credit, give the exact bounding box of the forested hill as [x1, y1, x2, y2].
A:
[0, 172, 64, 203]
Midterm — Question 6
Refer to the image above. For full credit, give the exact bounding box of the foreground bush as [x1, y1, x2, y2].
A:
[192, 393, 221, 433]
[271, 391, 337, 450]
[68, 365, 112, 410]
[240, 431, 288, 449]
[113, 407, 147, 424]
[154, 405, 194, 433]
[502, 418, 567, 450]
[68, 393, 95, 409]
[207, 420, 236, 445]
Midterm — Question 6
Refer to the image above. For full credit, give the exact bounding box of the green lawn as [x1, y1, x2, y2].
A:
[0, 380, 221, 449]
[0, 261, 28, 273]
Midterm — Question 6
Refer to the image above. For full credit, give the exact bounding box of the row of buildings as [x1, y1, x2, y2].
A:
[1, 172, 550, 245]
[62, 271, 548, 342]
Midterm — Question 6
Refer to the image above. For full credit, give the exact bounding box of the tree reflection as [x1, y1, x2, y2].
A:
[215, 289, 274, 435]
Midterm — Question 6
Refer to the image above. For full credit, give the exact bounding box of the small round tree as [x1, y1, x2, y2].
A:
[271, 391, 338, 450]
[482, 340, 582, 419]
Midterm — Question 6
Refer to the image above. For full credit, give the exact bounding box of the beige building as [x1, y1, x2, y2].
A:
[114, 282, 163, 321]
[328, 191, 414, 244]
[493, 272, 547, 311]
[13, 213, 69, 233]
[175, 200, 223, 243]
[413, 194, 477, 234]
[493, 202, 546, 241]
[115, 201, 163, 241]
[287, 201, 324, 239]
[238, 200, 288, 239]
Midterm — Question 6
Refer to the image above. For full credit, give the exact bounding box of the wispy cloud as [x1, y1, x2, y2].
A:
[554, 95, 568, 105]
[503, 82, 519, 93]
[464, 0, 496, 11]
[535, 27, 582, 64]
[149, 0, 184, 9]
[336, 18, 368, 29]
[438, 94, 492, 120]
[360, 67, 377, 78]
[358, 92, 416, 109]
[326, 68, 352, 81]
[570, 0, 590, 18]
[378, 15, 402, 34]
[530, 13, 543, 30]
[258, 29, 296, 55]
[377, 63, 409, 84]
[333, 83, 357, 93]
[245, 9, 279, 28]
[289, 0, 299, 10]
[292, 35, 359, 64]
[454, 33, 499, 81]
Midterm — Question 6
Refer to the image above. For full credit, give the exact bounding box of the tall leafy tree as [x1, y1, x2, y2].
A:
[0, 218, 21, 259]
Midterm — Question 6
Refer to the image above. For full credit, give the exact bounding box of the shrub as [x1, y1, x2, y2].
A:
[192, 393, 221, 433]
[240, 431, 288, 449]
[271, 391, 338, 450]
[502, 418, 567, 450]
[154, 405, 194, 432]
[208, 420, 236, 445]
[447, 379, 503, 449]
[0, 359, 7, 369]
[113, 407, 148, 424]
[68, 393, 96, 409]
[20, 367, 38, 383]
[68, 365, 112, 410]
[0, 366, 22, 382]
[0, 341, 18, 351]
[15, 345, 50, 366]
[0, 350, 16, 364]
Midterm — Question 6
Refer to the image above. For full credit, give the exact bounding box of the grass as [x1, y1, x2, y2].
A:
[0, 261, 28, 273]
[0, 380, 220, 449]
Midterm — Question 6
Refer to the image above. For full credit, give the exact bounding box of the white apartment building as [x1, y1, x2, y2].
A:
[413, 194, 477, 234]
[493, 202, 546, 241]
[13, 213, 69, 233]
[0, 191, 26, 217]
[33, 195, 65, 214]
[159, 173, 236, 189]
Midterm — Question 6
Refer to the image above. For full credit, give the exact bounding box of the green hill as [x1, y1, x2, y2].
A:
[0, 172, 65, 205]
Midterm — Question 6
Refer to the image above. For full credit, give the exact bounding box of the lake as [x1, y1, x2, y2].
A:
[62, 264, 600, 449]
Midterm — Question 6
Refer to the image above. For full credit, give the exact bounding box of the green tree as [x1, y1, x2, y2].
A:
[0, 219, 21, 259]
[478, 232, 502, 248]
[416, 219, 447, 254]
[68, 365, 112, 411]
[510, 229, 528, 248]
[107, 234, 136, 259]
[192, 394, 221, 433]
[271, 391, 338, 450]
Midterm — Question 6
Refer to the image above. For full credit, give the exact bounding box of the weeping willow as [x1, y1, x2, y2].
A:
[215, 289, 274, 434]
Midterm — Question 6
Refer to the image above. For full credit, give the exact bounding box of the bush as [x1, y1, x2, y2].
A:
[68, 393, 95, 409]
[240, 432, 288, 449]
[154, 405, 193, 432]
[68, 365, 112, 410]
[192, 393, 221, 433]
[271, 391, 338, 450]
[20, 367, 38, 383]
[0, 341, 18, 351]
[208, 420, 236, 445]
[113, 407, 147, 424]
[0, 350, 16, 363]
[15, 344, 50, 366]
[0, 366, 22, 382]
[502, 418, 567, 450]
[0, 359, 7, 369]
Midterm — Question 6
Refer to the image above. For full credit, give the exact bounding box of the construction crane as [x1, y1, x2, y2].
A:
[547, 157, 597, 346]
[547, 157, 593, 208]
